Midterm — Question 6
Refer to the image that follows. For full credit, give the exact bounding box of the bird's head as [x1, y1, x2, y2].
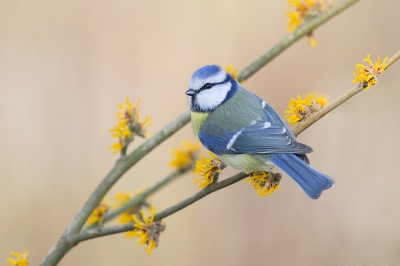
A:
[186, 65, 238, 112]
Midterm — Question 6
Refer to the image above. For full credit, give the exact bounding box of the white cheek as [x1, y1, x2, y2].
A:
[196, 83, 231, 110]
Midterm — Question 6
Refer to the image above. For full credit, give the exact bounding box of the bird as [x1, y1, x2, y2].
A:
[185, 65, 334, 199]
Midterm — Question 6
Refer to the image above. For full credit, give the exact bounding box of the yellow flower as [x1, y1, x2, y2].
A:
[131, 207, 166, 256]
[193, 151, 223, 189]
[286, 6, 302, 32]
[225, 65, 239, 82]
[113, 189, 152, 238]
[7, 249, 29, 266]
[352, 54, 389, 90]
[110, 96, 154, 154]
[87, 197, 110, 225]
[169, 141, 201, 169]
[110, 121, 132, 142]
[110, 142, 123, 154]
[284, 94, 327, 124]
[245, 171, 281, 197]
[286, 0, 332, 46]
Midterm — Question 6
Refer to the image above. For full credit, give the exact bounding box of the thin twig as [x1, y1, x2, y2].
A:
[293, 50, 400, 136]
[70, 172, 248, 243]
[238, 0, 360, 82]
[384, 50, 400, 70]
[85, 166, 192, 229]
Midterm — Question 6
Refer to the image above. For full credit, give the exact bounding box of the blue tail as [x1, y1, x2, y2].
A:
[270, 153, 334, 199]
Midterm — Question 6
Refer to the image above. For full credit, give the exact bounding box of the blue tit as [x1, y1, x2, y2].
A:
[185, 65, 334, 199]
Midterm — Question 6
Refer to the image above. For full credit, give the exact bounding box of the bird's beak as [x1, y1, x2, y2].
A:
[185, 89, 196, 96]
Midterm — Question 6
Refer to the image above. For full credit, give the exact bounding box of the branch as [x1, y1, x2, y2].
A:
[70, 172, 248, 243]
[85, 166, 192, 229]
[72, 48, 400, 242]
[41, 111, 190, 266]
[66, 0, 361, 237]
[68, 110, 191, 234]
[238, 0, 360, 82]
[293, 49, 400, 136]
[40, 2, 362, 265]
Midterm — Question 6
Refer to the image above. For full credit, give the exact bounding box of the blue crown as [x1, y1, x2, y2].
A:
[191, 65, 222, 80]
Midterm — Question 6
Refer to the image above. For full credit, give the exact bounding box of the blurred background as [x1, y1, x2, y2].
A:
[1, 1, 399, 265]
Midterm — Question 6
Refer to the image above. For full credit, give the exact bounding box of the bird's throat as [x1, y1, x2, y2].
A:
[191, 111, 209, 137]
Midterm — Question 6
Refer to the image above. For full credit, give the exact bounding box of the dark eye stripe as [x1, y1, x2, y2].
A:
[198, 80, 228, 92]
[204, 83, 212, 89]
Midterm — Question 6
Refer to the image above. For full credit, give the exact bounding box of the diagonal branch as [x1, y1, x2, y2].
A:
[72, 48, 400, 243]
[293, 49, 400, 136]
[67, 0, 361, 237]
[238, 0, 360, 82]
[40, 1, 363, 265]
[67, 110, 191, 235]
[70, 172, 248, 243]
[85, 166, 192, 229]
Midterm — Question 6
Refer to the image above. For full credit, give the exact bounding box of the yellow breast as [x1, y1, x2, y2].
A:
[191, 111, 209, 137]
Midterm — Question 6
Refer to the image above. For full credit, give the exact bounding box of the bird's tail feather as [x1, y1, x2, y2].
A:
[270, 153, 334, 199]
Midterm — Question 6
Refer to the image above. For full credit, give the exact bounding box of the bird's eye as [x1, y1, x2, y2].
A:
[204, 83, 213, 89]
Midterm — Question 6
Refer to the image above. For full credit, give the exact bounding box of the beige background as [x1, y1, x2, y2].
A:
[1, 1, 399, 265]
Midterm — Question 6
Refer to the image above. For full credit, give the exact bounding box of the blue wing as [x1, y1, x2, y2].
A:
[199, 120, 313, 155]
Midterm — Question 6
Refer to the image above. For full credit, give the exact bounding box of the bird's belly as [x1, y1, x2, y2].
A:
[218, 154, 275, 173]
